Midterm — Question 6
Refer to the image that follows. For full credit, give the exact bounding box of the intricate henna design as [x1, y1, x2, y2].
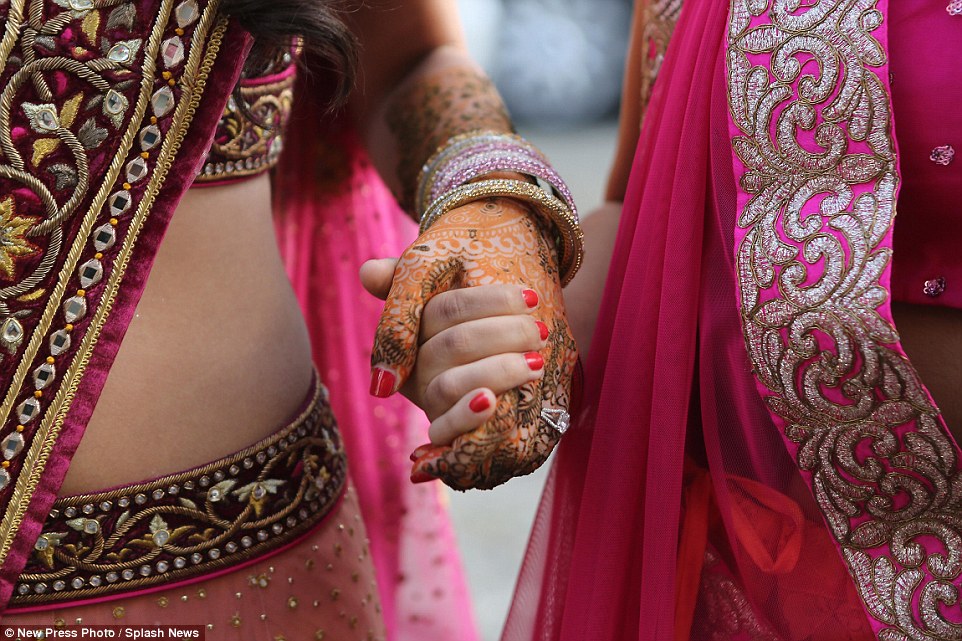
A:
[371, 197, 577, 490]
[385, 67, 513, 215]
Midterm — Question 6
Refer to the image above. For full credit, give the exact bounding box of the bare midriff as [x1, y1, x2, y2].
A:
[61, 174, 315, 494]
[892, 302, 962, 445]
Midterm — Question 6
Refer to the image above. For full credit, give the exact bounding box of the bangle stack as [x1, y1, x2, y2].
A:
[416, 131, 584, 286]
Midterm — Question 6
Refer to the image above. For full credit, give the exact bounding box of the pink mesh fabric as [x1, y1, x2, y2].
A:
[272, 76, 479, 641]
[502, 1, 874, 639]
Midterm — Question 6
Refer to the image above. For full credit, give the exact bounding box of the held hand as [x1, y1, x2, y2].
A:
[366, 197, 578, 490]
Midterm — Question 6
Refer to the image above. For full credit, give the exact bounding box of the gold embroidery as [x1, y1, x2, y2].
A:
[0, 0, 229, 572]
[11, 382, 346, 606]
[727, 2, 962, 638]
[638, 0, 683, 124]
[195, 73, 295, 182]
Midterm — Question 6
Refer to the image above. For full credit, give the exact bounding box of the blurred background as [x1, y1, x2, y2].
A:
[444, 2, 628, 639]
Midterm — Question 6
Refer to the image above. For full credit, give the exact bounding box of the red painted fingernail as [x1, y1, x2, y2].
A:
[525, 352, 544, 371]
[411, 470, 436, 484]
[469, 392, 491, 413]
[522, 289, 539, 308]
[369, 368, 396, 398]
[536, 321, 549, 341]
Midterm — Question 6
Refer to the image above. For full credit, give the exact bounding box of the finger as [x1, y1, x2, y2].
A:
[410, 444, 449, 483]
[370, 251, 465, 398]
[428, 388, 498, 446]
[421, 351, 545, 420]
[410, 443, 434, 462]
[359, 258, 399, 301]
[416, 315, 548, 385]
[412, 387, 527, 489]
[420, 284, 540, 342]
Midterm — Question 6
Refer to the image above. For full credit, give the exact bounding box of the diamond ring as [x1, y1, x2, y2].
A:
[540, 407, 570, 435]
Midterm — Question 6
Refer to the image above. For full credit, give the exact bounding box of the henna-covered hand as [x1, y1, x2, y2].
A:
[369, 197, 577, 490]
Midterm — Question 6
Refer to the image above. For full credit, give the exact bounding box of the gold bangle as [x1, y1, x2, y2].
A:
[419, 179, 584, 286]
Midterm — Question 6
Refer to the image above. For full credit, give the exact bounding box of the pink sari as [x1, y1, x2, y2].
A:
[505, 1, 961, 640]
[272, 72, 479, 641]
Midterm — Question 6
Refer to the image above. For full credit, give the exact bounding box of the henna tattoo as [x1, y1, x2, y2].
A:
[371, 196, 577, 490]
[385, 67, 512, 215]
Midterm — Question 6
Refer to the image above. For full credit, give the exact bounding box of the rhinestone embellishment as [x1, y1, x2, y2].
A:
[139, 125, 161, 151]
[106, 40, 141, 64]
[23, 103, 60, 132]
[930, 145, 955, 166]
[103, 90, 128, 116]
[175, 0, 199, 27]
[151, 87, 175, 118]
[161, 37, 185, 67]
[50, 329, 71, 355]
[1, 432, 25, 460]
[108, 190, 132, 216]
[2, 317, 24, 347]
[63, 296, 87, 323]
[78, 259, 103, 288]
[18, 397, 41, 423]
[33, 362, 55, 389]
[93, 224, 116, 251]
[924, 277, 947, 298]
[126, 157, 148, 183]
[152, 529, 170, 547]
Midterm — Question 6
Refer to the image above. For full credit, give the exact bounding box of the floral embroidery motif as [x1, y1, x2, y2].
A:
[12, 385, 345, 606]
[948, 1, 962, 17]
[930, 144, 955, 166]
[727, 1, 962, 639]
[923, 277, 947, 298]
[0, 0, 229, 578]
[0, 197, 42, 281]
[195, 60, 295, 182]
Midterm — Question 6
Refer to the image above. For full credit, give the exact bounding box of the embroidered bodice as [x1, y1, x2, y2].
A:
[192, 50, 295, 184]
[889, 2, 962, 308]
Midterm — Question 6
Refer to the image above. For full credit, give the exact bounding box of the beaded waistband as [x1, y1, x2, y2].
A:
[10, 378, 345, 609]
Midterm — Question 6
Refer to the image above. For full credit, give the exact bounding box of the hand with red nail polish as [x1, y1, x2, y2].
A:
[361, 197, 578, 490]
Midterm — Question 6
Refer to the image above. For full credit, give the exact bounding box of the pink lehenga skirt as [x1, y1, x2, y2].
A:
[3, 376, 387, 640]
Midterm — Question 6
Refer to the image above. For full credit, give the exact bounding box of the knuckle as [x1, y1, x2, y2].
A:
[427, 373, 461, 407]
[434, 291, 468, 325]
[437, 325, 473, 359]
[502, 285, 523, 312]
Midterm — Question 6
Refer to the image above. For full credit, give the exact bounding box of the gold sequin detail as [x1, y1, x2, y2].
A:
[727, 1, 962, 638]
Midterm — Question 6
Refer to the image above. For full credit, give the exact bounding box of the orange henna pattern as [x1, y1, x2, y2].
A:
[372, 197, 577, 490]
[386, 67, 513, 215]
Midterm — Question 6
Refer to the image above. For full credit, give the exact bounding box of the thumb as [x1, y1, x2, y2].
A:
[370, 252, 463, 398]
[359, 258, 399, 301]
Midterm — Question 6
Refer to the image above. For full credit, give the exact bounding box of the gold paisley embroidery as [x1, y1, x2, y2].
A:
[727, 2, 962, 639]
[638, 0, 683, 124]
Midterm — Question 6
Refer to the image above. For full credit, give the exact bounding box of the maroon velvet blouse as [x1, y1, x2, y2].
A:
[192, 50, 295, 185]
[889, 3, 962, 308]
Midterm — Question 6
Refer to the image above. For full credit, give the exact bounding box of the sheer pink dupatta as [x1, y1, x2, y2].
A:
[503, 1, 874, 639]
[272, 73, 479, 641]
[504, 2, 730, 637]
